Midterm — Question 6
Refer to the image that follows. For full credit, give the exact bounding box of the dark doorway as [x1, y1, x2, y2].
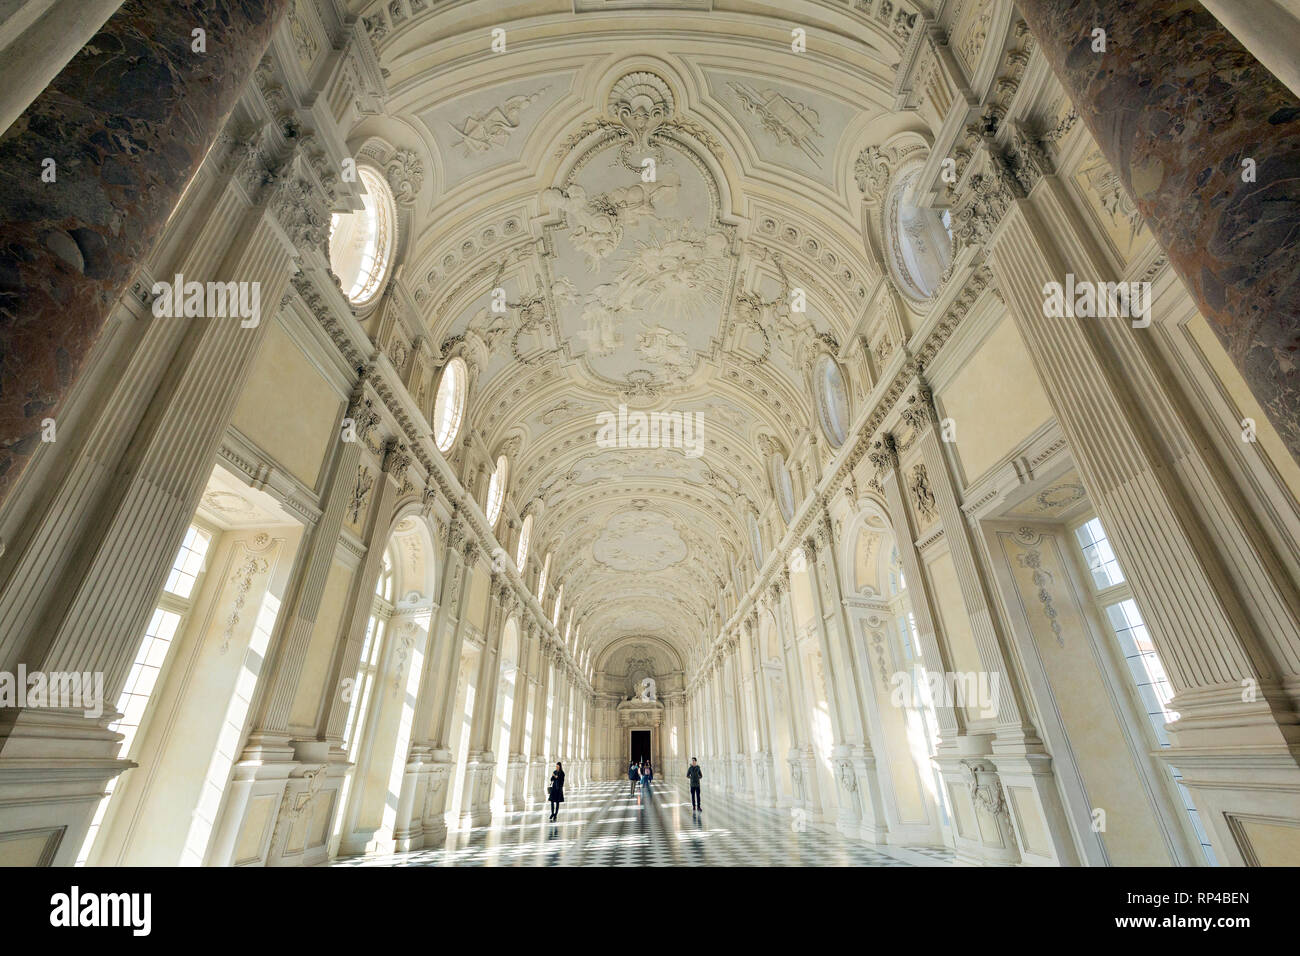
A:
[630, 730, 651, 765]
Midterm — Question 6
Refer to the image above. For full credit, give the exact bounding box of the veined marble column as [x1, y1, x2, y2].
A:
[1016, 0, 1300, 463]
[0, 0, 291, 507]
[0, 0, 125, 135]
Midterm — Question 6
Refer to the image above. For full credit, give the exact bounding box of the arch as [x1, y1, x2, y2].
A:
[838, 495, 896, 598]
[335, 505, 437, 856]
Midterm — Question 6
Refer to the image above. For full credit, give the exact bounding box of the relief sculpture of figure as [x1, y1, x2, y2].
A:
[639, 676, 657, 702]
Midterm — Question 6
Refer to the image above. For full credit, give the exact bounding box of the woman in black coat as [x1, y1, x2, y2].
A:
[548, 762, 565, 821]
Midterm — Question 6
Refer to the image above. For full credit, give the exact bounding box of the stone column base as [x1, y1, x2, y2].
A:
[935, 740, 1020, 866]
[457, 752, 495, 830]
[505, 755, 528, 812]
[0, 708, 132, 866]
[418, 751, 455, 849]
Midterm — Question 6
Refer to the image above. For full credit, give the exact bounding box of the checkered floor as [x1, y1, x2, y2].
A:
[330, 781, 956, 867]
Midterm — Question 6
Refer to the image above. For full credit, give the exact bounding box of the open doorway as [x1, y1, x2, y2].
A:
[630, 730, 651, 765]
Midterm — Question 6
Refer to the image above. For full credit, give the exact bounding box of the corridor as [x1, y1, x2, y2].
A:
[331, 782, 955, 867]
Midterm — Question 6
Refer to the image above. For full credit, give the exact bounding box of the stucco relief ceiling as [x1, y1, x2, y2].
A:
[355, 0, 926, 668]
[592, 509, 689, 572]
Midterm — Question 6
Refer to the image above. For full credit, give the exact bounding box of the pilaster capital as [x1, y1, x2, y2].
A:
[898, 385, 936, 435]
[382, 438, 412, 477]
[868, 433, 898, 473]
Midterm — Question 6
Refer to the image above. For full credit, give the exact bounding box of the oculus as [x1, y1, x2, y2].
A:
[748, 511, 764, 570]
[516, 513, 533, 571]
[769, 451, 796, 522]
[329, 165, 397, 307]
[814, 353, 850, 448]
[885, 162, 953, 302]
[432, 356, 467, 452]
[485, 454, 509, 528]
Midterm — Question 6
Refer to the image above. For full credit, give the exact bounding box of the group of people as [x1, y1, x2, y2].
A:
[545, 756, 705, 822]
[627, 756, 704, 811]
[627, 758, 654, 797]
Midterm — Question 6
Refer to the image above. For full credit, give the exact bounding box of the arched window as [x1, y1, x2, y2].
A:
[432, 356, 467, 453]
[485, 455, 508, 528]
[538, 552, 551, 600]
[769, 451, 796, 522]
[329, 165, 397, 308]
[516, 514, 533, 572]
[884, 162, 953, 302]
[814, 353, 850, 448]
[552, 582, 564, 628]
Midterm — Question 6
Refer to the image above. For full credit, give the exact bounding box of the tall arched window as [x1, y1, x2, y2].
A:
[485, 455, 508, 528]
[329, 165, 397, 308]
[552, 582, 564, 628]
[432, 356, 467, 453]
[814, 353, 850, 448]
[343, 548, 395, 754]
[515, 514, 533, 572]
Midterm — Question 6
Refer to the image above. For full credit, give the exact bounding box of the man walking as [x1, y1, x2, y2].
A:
[628, 758, 639, 797]
[687, 757, 702, 812]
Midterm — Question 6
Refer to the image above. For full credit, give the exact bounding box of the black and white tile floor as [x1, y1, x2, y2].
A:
[330, 781, 956, 867]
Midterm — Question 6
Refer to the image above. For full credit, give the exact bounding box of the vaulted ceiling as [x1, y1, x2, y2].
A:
[348, 0, 932, 669]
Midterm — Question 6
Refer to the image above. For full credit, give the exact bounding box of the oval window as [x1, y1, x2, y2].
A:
[485, 454, 508, 528]
[329, 165, 397, 308]
[432, 356, 467, 453]
[770, 452, 796, 522]
[814, 354, 850, 448]
[885, 163, 953, 302]
[748, 512, 765, 569]
[537, 551, 551, 600]
[515, 514, 533, 572]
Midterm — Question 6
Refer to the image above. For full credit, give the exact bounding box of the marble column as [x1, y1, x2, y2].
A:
[0, 0, 124, 136]
[1016, 0, 1300, 463]
[0, 0, 291, 507]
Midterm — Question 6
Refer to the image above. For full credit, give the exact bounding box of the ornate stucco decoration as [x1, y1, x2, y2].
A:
[608, 71, 675, 166]
[908, 463, 938, 523]
[384, 148, 425, 205]
[1013, 526, 1064, 646]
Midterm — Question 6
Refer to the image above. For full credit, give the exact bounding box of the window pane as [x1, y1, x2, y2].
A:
[163, 526, 211, 599]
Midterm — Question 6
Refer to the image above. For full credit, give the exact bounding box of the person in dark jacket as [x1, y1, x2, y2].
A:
[548, 762, 565, 821]
[687, 758, 702, 811]
[628, 759, 639, 796]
